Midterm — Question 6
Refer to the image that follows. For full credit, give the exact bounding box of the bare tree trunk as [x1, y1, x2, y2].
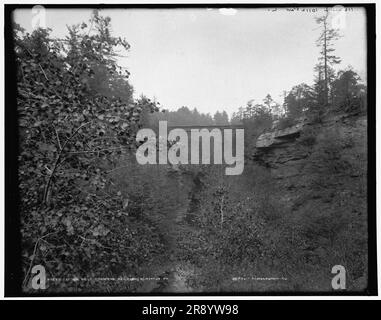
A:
[42, 121, 92, 206]
[324, 19, 328, 106]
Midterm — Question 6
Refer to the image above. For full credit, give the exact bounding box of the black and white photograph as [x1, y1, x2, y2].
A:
[3, 2, 377, 298]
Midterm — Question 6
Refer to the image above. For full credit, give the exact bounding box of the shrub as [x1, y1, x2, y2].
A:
[17, 12, 161, 292]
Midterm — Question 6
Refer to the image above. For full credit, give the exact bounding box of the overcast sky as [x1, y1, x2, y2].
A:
[13, 7, 367, 117]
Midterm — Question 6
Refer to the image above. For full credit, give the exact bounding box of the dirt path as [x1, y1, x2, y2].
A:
[152, 172, 198, 293]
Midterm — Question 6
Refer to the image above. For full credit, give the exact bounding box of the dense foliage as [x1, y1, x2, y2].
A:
[16, 11, 163, 291]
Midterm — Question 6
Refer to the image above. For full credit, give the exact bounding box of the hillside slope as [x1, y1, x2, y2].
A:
[252, 112, 368, 290]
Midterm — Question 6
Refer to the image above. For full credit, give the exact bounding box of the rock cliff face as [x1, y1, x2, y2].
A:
[253, 113, 367, 206]
[255, 121, 305, 149]
[252, 112, 368, 290]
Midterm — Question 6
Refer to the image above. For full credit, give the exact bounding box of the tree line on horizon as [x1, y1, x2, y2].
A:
[230, 10, 367, 128]
[144, 9, 367, 131]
